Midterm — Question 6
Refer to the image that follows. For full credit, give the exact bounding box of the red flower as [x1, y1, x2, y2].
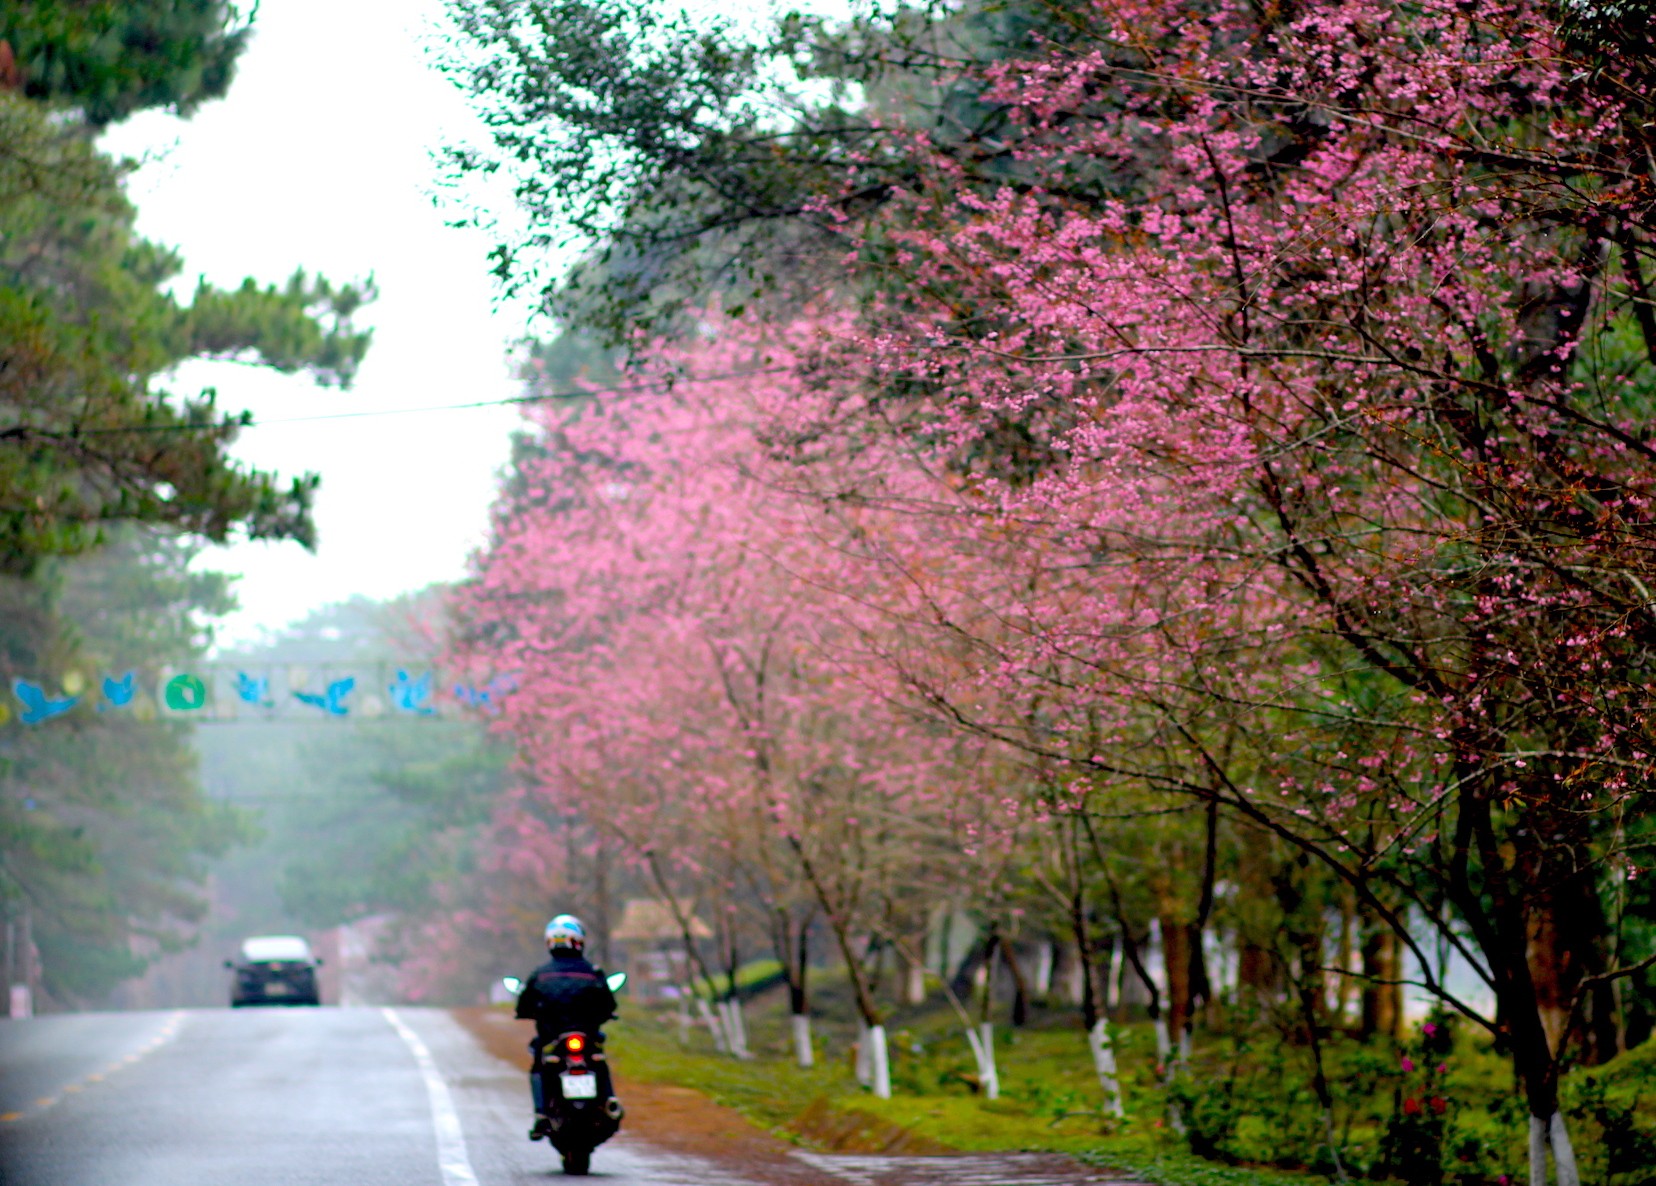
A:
[1429, 1096, 1448, 1115]
[1403, 1097, 1422, 1116]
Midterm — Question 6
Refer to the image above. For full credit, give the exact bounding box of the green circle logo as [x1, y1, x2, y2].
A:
[164, 674, 207, 711]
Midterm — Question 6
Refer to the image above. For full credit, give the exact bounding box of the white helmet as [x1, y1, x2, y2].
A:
[544, 914, 586, 953]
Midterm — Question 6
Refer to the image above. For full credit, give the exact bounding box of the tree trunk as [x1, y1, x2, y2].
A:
[1529, 1111, 1581, 1186]
[792, 1012, 814, 1068]
[966, 1021, 999, 1099]
[1088, 1018, 1126, 1118]
[868, 1023, 891, 1099]
[1160, 917, 1198, 1057]
[789, 921, 813, 1067]
[905, 959, 926, 1005]
[721, 997, 751, 1059]
[695, 996, 728, 1054]
[1034, 941, 1054, 1003]
[1360, 917, 1403, 1042]
[1001, 941, 1031, 1027]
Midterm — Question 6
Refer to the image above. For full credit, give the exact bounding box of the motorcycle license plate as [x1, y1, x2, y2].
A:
[560, 1073, 598, 1099]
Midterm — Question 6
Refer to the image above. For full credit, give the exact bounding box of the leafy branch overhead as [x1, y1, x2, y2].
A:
[0, 0, 255, 127]
[0, 89, 375, 575]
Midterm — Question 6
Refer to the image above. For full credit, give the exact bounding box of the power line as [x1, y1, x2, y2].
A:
[54, 368, 790, 436]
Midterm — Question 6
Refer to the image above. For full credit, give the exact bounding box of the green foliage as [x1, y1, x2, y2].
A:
[0, 90, 375, 577]
[689, 957, 785, 1000]
[0, 530, 252, 1002]
[438, 0, 1070, 339]
[0, 0, 254, 126]
[272, 721, 506, 928]
[1559, 1042, 1656, 1186]
[197, 597, 509, 963]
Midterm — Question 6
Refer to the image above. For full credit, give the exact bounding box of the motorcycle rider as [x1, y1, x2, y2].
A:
[516, 914, 618, 1141]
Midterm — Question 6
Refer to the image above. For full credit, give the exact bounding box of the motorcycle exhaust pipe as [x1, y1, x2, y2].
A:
[604, 1098, 625, 1120]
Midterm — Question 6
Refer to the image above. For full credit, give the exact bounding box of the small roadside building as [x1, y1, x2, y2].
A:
[608, 898, 711, 1002]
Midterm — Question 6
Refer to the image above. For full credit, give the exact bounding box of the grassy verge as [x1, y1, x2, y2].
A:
[605, 993, 1315, 1186]
[602, 973, 1656, 1186]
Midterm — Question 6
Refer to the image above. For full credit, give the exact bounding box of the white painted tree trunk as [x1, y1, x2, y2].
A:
[1106, 941, 1123, 1010]
[1088, 1019, 1126, 1118]
[1066, 955, 1085, 1005]
[791, 1012, 814, 1068]
[1551, 1110, 1580, 1186]
[965, 1022, 999, 1100]
[906, 961, 926, 1004]
[695, 997, 728, 1054]
[1529, 1110, 1583, 1186]
[1034, 943, 1054, 1001]
[721, 998, 751, 1059]
[1153, 1014, 1172, 1068]
[868, 1023, 892, 1099]
[854, 1017, 872, 1086]
[1530, 1106, 1583, 1179]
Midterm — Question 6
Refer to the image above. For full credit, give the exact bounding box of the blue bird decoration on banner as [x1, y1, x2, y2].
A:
[294, 677, 355, 716]
[454, 674, 517, 715]
[389, 670, 435, 715]
[101, 671, 136, 708]
[235, 672, 273, 707]
[14, 680, 79, 725]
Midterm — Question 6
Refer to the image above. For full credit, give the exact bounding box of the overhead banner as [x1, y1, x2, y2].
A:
[2, 666, 516, 727]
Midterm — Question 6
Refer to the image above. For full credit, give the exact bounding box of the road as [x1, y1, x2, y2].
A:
[0, 1007, 1134, 1186]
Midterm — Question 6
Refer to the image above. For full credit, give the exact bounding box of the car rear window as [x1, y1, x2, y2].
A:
[240, 936, 312, 963]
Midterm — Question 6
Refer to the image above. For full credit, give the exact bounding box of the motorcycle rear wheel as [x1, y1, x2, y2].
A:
[561, 1149, 591, 1175]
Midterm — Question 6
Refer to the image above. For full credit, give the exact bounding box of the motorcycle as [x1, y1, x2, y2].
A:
[502, 971, 627, 1176]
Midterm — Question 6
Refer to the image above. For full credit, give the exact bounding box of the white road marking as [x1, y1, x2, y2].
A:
[383, 1007, 481, 1186]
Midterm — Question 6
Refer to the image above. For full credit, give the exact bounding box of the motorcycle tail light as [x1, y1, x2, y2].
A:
[566, 1035, 585, 1053]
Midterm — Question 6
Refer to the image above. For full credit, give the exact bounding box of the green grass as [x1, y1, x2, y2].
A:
[687, 957, 786, 1000]
[602, 973, 1656, 1186]
[605, 983, 1319, 1186]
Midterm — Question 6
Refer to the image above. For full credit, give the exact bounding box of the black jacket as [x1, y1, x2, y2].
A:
[514, 952, 617, 1042]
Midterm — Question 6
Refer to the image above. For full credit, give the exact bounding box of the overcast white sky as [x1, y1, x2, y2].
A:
[100, 0, 542, 649]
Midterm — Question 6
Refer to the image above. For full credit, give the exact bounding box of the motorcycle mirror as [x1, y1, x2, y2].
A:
[502, 976, 523, 994]
[605, 971, 627, 992]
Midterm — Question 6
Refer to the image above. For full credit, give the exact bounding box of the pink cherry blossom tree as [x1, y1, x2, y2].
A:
[744, 2, 1656, 1178]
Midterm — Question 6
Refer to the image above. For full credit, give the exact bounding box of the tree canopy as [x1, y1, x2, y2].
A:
[0, 1, 254, 127]
[442, 1, 1656, 1180]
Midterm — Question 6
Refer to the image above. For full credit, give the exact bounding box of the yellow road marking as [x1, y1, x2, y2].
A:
[9, 1010, 186, 1123]
[9, 1007, 187, 1119]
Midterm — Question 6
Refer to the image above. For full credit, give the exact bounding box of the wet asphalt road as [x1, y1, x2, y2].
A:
[0, 1007, 1139, 1186]
[0, 1006, 767, 1186]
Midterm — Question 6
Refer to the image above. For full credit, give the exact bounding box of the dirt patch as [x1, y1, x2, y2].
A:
[452, 1006, 844, 1182]
[789, 1096, 952, 1155]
